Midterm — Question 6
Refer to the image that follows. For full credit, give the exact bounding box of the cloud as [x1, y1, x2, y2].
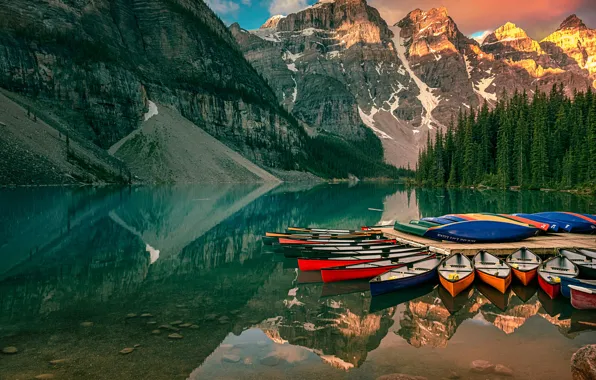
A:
[368, 0, 589, 40]
[268, 0, 309, 16]
[241, 0, 252, 5]
[206, 0, 241, 14]
[471, 30, 492, 44]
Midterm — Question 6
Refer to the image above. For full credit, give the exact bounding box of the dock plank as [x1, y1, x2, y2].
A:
[381, 228, 596, 256]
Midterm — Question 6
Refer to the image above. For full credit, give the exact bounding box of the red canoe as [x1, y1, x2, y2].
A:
[279, 238, 396, 245]
[569, 285, 596, 310]
[298, 250, 427, 271]
[320, 253, 433, 283]
[538, 256, 579, 299]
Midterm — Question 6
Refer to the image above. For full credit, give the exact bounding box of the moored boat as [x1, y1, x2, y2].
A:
[287, 227, 383, 234]
[498, 214, 550, 232]
[512, 213, 560, 232]
[538, 256, 580, 299]
[506, 248, 542, 285]
[266, 231, 382, 239]
[285, 246, 425, 259]
[369, 256, 443, 296]
[438, 253, 475, 297]
[560, 277, 596, 298]
[278, 238, 395, 246]
[473, 251, 512, 294]
[297, 249, 427, 271]
[559, 249, 596, 279]
[533, 212, 596, 233]
[320, 253, 434, 283]
[569, 285, 596, 310]
[395, 220, 539, 243]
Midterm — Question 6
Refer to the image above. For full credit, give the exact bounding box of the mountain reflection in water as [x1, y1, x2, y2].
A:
[0, 184, 595, 380]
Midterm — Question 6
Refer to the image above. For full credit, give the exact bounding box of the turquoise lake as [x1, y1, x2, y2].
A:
[1, 184, 596, 379]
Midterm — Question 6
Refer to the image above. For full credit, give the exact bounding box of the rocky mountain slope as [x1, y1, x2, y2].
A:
[0, 0, 398, 185]
[234, 2, 596, 167]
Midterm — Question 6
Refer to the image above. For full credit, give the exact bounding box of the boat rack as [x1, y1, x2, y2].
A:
[380, 228, 596, 257]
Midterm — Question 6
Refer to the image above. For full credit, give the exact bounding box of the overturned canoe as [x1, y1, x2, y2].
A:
[298, 249, 427, 271]
[369, 256, 442, 296]
[506, 248, 542, 286]
[498, 214, 550, 232]
[512, 213, 560, 232]
[538, 256, 579, 299]
[320, 253, 434, 283]
[533, 212, 596, 233]
[438, 253, 475, 297]
[395, 220, 538, 243]
[473, 251, 512, 294]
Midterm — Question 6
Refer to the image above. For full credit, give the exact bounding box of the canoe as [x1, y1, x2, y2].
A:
[559, 249, 596, 279]
[577, 248, 596, 260]
[420, 217, 456, 225]
[370, 283, 437, 313]
[266, 231, 382, 239]
[287, 227, 382, 234]
[462, 213, 534, 228]
[506, 248, 542, 285]
[560, 277, 596, 298]
[320, 253, 434, 283]
[297, 249, 428, 271]
[369, 256, 443, 296]
[569, 285, 596, 310]
[533, 212, 596, 233]
[411, 220, 442, 228]
[285, 246, 425, 259]
[538, 256, 580, 299]
[438, 253, 475, 297]
[279, 238, 395, 246]
[473, 251, 512, 294]
[498, 214, 550, 232]
[395, 220, 538, 243]
[512, 213, 560, 232]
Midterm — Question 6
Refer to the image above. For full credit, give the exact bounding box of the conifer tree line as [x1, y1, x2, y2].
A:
[415, 85, 596, 189]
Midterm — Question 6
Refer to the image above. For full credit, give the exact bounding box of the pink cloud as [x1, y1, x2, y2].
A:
[369, 0, 593, 40]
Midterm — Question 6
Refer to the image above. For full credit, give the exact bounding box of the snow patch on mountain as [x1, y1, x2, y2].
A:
[358, 107, 394, 140]
[474, 74, 497, 102]
[391, 26, 440, 129]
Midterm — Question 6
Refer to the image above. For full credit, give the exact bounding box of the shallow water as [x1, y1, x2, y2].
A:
[0, 184, 595, 379]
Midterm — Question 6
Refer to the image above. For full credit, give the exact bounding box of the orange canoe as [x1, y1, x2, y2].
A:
[473, 251, 512, 294]
[506, 248, 542, 286]
[438, 253, 475, 297]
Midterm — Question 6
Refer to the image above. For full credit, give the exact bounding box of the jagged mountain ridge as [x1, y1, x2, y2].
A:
[233, 1, 596, 167]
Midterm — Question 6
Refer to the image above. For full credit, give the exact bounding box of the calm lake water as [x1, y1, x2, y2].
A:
[1, 183, 596, 380]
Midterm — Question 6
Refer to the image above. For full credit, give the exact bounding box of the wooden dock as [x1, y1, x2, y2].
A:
[380, 228, 596, 257]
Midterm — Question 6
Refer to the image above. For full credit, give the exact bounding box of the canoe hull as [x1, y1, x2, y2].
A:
[298, 258, 377, 271]
[570, 288, 596, 310]
[578, 265, 596, 279]
[476, 270, 512, 294]
[511, 267, 538, 286]
[424, 221, 538, 243]
[439, 272, 475, 297]
[538, 275, 561, 299]
[370, 268, 437, 297]
[321, 264, 406, 283]
[560, 277, 596, 298]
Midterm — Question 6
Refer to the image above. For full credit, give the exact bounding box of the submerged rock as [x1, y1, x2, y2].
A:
[80, 321, 94, 327]
[494, 364, 514, 376]
[572, 344, 596, 380]
[222, 354, 241, 363]
[260, 355, 281, 367]
[151, 330, 161, 335]
[126, 313, 137, 318]
[376, 374, 427, 380]
[49, 359, 67, 365]
[168, 333, 183, 339]
[158, 324, 179, 332]
[179, 323, 192, 328]
[119, 348, 134, 355]
[140, 313, 153, 318]
[170, 320, 183, 326]
[2, 346, 18, 354]
[218, 316, 230, 324]
[34, 374, 55, 379]
[204, 314, 218, 321]
[189, 324, 200, 329]
[470, 360, 495, 373]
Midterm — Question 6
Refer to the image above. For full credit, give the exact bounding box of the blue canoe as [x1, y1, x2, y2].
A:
[395, 220, 539, 243]
[560, 277, 596, 298]
[513, 213, 560, 232]
[421, 217, 457, 225]
[369, 256, 442, 296]
[533, 212, 596, 233]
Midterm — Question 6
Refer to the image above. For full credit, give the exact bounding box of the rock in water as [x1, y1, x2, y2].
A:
[260, 355, 281, 367]
[151, 329, 161, 335]
[179, 323, 192, 328]
[469, 360, 495, 373]
[34, 375, 55, 379]
[189, 325, 200, 329]
[126, 313, 137, 318]
[572, 344, 596, 380]
[168, 333, 183, 339]
[2, 346, 18, 354]
[222, 354, 241, 363]
[119, 348, 134, 354]
[170, 320, 183, 326]
[49, 359, 67, 365]
[494, 364, 514, 376]
[80, 321, 94, 327]
[376, 374, 428, 380]
[140, 313, 153, 318]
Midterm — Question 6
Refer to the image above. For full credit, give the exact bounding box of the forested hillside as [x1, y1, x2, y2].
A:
[416, 85, 596, 190]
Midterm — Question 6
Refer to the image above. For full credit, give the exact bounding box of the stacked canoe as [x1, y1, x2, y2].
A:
[263, 226, 596, 310]
[394, 212, 596, 243]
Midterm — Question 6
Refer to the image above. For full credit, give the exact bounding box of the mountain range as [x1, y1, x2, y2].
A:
[0, 0, 594, 184]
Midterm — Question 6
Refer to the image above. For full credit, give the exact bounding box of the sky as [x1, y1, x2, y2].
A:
[208, 0, 596, 41]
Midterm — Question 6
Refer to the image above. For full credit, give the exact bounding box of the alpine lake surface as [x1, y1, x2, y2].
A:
[1, 183, 596, 380]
